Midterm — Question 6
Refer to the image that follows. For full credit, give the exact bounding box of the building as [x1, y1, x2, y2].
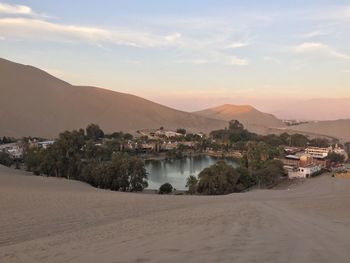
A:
[37, 140, 55, 149]
[288, 165, 322, 179]
[285, 154, 324, 179]
[0, 143, 23, 159]
[305, 147, 330, 159]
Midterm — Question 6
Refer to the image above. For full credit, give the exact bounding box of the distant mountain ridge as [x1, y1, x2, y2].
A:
[193, 104, 286, 134]
[289, 119, 350, 142]
[260, 98, 350, 121]
[0, 58, 227, 138]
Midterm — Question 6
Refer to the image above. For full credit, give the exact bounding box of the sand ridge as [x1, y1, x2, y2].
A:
[0, 164, 350, 263]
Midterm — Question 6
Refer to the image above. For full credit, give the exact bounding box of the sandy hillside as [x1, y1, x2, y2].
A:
[0, 58, 226, 138]
[1, 165, 350, 263]
[290, 119, 350, 142]
[268, 98, 350, 121]
[194, 104, 286, 134]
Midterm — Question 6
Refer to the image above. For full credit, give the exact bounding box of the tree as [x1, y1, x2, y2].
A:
[159, 182, 173, 194]
[309, 138, 330, 148]
[127, 156, 148, 191]
[0, 152, 13, 167]
[23, 127, 148, 192]
[186, 175, 198, 194]
[345, 142, 350, 157]
[210, 120, 255, 144]
[254, 160, 285, 188]
[260, 134, 285, 147]
[327, 152, 345, 164]
[229, 120, 244, 131]
[86, 123, 104, 140]
[197, 161, 240, 195]
[235, 166, 256, 191]
[245, 141, 271, 171]
[0, 136, 15, 144]
[290, 134, 309, 147]
[24, 148, 43, 174]
[176, 128, 186, 135]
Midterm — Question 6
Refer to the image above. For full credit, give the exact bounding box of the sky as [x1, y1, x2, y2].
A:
[0, 0, 350, 112]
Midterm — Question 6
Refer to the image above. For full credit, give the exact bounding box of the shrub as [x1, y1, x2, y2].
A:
[159, 182, 173, 194]
[0, 152, 13, 167]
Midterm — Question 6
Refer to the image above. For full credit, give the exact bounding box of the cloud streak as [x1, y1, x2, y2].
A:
[0, 17, 182, 48]
[0, 2, 33, 15]
[293, 42, 350, 60]
[226, 42, 249, 49]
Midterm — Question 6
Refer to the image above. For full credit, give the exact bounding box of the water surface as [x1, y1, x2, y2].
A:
[145, 155, 237, 190]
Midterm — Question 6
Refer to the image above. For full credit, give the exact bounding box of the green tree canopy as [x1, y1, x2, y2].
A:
[159, 182, 173, 194]
[197, 161, 240, 195]
[186, 175, 198, 195]
[86, 123, 104, 140]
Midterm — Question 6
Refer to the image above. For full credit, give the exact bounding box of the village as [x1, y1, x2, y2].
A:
[1, 124, 349, 182]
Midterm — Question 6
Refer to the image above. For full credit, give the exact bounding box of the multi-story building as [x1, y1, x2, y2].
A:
[305, 147, 331, 159]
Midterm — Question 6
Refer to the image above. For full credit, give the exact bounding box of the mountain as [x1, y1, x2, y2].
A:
[193, 104, 286, 134]
[258, 98, 350, 121]
[290, 120, 350, 142]
[0, 58, 227, 138]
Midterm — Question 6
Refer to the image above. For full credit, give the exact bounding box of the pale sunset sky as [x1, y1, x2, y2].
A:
[0, 0, 350, 111]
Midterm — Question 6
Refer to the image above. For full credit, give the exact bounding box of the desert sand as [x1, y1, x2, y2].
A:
[194, 104, 286, 134]
[290, 119, 350, 142]
[0, 58, 226, 138]
[1, 164, 350, 263]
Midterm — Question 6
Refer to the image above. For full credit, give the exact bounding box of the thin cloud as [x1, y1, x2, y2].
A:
[0, 18, 182, 48]
[174, 52, 249, 66]
[164, 32, 181, 42]
[293, 42, 350, 60]
[226, 42, 249, 49]
[174, 59, 209, 65]
[301, 30, 327, 38]
[294, 42, 328, 52]
[263, 56, 280, 64]
[228, 56, 249, 66]
[0, 2, 33, 15]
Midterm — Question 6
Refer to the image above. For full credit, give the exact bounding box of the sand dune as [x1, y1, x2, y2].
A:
[1, 164, 349, 263]
[194, 104, 286, 134]
[267, 98, 350, 121]
[290, 120, 350, 142]
[0, 58, 226, 138]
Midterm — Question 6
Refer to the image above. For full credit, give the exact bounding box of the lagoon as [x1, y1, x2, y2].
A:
[145, 155, 237, 190]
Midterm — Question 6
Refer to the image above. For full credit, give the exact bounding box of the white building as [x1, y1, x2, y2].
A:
[0, 143, 23, 159]
[305, 147, 330, 159]
[37, 140, 55, 149]
[288, 165, 322, 179]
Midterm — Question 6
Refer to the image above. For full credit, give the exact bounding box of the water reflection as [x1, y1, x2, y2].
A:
[145, 155, 237, 190]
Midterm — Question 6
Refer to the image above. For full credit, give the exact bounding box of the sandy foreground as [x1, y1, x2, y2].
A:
[1, 165, 350, 263]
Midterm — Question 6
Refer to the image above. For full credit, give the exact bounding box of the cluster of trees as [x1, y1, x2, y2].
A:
[187, 125, 290, 195]
[210, 120, 333, 148]
[82, 154, 147, 191]
[24, 124, 148, 192]
[210, 120, 253, 143]
[186, 159, 285, 195]
[0, 136, 15, 144]
[195, 161, 240, 195]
